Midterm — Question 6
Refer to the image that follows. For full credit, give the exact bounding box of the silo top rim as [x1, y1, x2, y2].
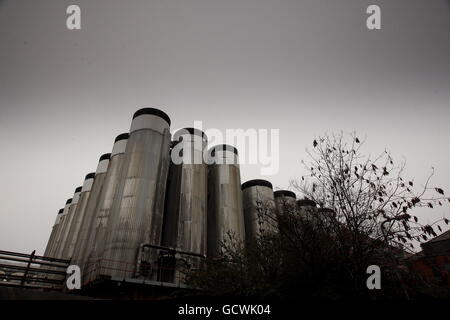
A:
[75, 186, 82, 193]
[297, 199, 317, 207]
[114, 133, 129, 142]
[133, 108, 171, 126]
[242, 179, 273, 190]
[210, 144, 238, 156]
[274, 190, 296, 199]
[66, 198, 72, 205]
[99, 153, 111, 161]
[173, 128, 207, 139]
[85, 172, 95, 180]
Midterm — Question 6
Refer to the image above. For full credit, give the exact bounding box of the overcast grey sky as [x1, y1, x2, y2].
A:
[0, 0, 449, 254]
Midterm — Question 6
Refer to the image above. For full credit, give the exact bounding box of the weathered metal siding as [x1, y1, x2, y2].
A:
[83, 134, 129, 280]
[54, 188, 82, 259]
[61, 173, 95, 260]
[44, 208, 64, 257]
[163, 129, 208, 256]
[274, 190, 296, 216]
[207, 145, 245, 257]
[101, 108, 171, 279]
[50, 199, 72, 258]
[242, 180, 275, 241]
[296, 199, 318, 221]
[71, 155, 110, 272]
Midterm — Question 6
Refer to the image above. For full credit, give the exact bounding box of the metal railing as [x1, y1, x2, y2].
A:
[81, 245, 206, 288]
[0, 250, 71, 290]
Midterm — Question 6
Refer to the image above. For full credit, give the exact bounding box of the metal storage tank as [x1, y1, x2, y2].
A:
[160, 128, 207, 283]
[207, 144, 245, 258]
[71, 154, 111, 273]
[274, 190, 296, 234]
[162, 128, 208, 254]
[274, 190, 297, 215]
[44, 208, 64, 257]
[83, 133, 129, 281]
[296, 198, 318, 221]
[50, 199, 72, 258]
[55, 187, 82, 259]
[242, 179, 276, 241]
[101, 108, 171, 280]
[61, 173, 96, 260]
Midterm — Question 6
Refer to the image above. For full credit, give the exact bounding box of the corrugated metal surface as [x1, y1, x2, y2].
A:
[49, 199, 72, 258]
[43, 209, 64, 257]
[54, 188, 82, 259]
[83, 135, 129, 281]
[161, 129, 207, 283]
[163, 130, 208, 256]
[101, 109, 171, 279]
[71, 156, 110, 272]
[207, 145, 245, 257]
[60, 174, 95, 260]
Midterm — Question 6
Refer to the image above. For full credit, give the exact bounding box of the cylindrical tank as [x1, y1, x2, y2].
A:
[50, 199, 72, 258]
[274, 190, 297, 215]
[242, 179, 275, 241]
[274, 190, 296, 234]
[207, 144, 245, 258]
[71, 154, 111, 273]
[43, 208, 64, 257]
[162, 128, 208, 255]
[55, 187, 82, 259]
[61, 173, 96, 260]
[161, 128, 207, 283]
[83, 133, 129, 282]
[296, 198, 318, 221]
[101, 108, 171, 279]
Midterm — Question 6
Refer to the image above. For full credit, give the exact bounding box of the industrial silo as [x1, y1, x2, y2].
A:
[55, 187, 82, 259]
[274, 190, 297, 234]
[61, 173, 95, 260]
[296, 198, 318, 221]
[71, 154, 111, 274]
[274, 190, 297, 215]
[207, 144, 245, 258]
[50, 198, 72, 258]
[161, 128, 208, 283]
[101, 108, 171, 280]
[43, 208, 64, 258]
[242, 179, 276, 241]
[163, 128, 208, 253]
[83, 133, 129, 282]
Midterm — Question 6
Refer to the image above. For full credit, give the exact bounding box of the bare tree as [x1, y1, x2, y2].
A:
[289, 132, 449, 297]
[186, 132, 449, 299]
[291, 132, 448, 253]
